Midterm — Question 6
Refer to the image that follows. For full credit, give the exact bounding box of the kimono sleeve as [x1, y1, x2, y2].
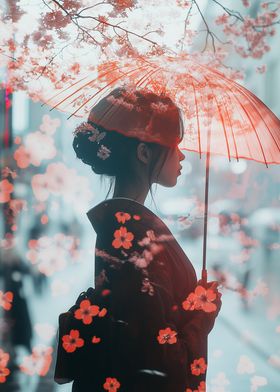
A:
[94, 217, 208, 390]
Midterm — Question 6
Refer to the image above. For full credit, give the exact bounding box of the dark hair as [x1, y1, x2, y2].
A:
[72, 88, 184, 207]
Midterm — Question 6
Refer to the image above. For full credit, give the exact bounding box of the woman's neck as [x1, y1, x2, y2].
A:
[112, 177, 150, 205]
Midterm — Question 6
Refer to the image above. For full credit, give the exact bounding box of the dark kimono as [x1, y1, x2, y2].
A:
[73, 197, 217, 392]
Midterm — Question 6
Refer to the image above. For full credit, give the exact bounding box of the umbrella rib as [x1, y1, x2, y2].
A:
[135, 67, 162, 88]
[191, 80, 202, 158]
[49, 63, 138, 112]
[227, 80, 280, 155]
[48, 63, 120, 110]
[222, 97, 239, 161]
[226, 87, 269, 167]
[96, 67, 159, 126]
[200, 73, 231, 161]
[195, 62, 263, 162]
[67, 64, 153, 119]
[221, 88, 255, 160]
[193, 59, 280, 156]
[41, 75, 90, 107]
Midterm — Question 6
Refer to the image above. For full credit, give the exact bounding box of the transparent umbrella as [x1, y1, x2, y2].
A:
[41, 52, 280, 284]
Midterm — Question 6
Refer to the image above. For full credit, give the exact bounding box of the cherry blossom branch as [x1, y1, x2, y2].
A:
[181, 0, 194, 52]
[193, 0, 217, 52]
[211, 0, 244, 21]
[50, 0, 160, 47]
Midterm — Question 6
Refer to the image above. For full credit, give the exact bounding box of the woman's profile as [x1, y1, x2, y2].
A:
[54, 86, 222, 392]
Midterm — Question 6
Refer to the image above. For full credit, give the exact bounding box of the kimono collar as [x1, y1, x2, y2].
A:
[86, 197, 169, 236]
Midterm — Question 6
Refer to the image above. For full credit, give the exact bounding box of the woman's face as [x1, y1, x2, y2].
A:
[152, 145, 185, 187]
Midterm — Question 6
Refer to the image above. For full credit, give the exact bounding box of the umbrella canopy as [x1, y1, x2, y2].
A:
[42, 53, 280, 165]
[42, 52, 280, 283]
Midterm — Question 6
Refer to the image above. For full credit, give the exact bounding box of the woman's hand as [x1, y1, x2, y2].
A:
[195, 279, 223, 334]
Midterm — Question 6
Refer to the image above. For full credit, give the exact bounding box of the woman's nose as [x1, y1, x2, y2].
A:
[179, 149, 185, 161]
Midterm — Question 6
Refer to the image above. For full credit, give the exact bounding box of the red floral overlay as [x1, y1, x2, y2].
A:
[182, 285, 217, 313]
[186, 381, 206, 392]
[190, 357, 207, 376]
[62, 329, 84, 353]
[103, 377, 121, 391]
[115, 211, 131, 224]
[112, 226, 134, 249]
[74, 299, 101, 324]
[157, 327, 177, 344]
[92, 336, 101, 344]
[0, 291, 13, 311]
[0, 349, 10, 383]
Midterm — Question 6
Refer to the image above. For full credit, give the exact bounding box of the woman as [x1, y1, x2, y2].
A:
[62, 87, 222, 391]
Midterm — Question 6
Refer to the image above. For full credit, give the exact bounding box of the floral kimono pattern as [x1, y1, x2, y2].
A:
[77, 197, 219, 392]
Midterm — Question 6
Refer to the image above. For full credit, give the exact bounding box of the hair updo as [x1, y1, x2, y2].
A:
[72, 86, 184, 198]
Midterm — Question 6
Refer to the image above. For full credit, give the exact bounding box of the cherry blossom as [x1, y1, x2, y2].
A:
[190, 357, 207, 376]
[92, 336, 101, 344]
[0, 349, 9, 367]
[103, 377, 121, 392]
[182, 285, 217, 313]
[112, 226, 134, 249]
[39, 114, 61, 135]
[115, 211, 131, 224]
[250, 375, 267, 392]
[20, 345, 53, 376]
[0, 180, 14, 203]
[97, 144, 111, 160]
[26, 233, 80, 276]
[74, 299, 100, 325]
[62, 330, 84, 353]
[157, 327, 177, 344]
[0, 291, 13, 311]
[236, 355, 256, 374]
[0, 365, 10, 383]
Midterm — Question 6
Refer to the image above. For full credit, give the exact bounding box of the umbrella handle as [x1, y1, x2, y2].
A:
[201, 268, 208, 285]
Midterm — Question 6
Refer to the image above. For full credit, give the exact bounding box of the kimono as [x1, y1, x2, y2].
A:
[72, 197, 219, 392]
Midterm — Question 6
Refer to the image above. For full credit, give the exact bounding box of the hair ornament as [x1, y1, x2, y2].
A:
[97, 144, 111, 160]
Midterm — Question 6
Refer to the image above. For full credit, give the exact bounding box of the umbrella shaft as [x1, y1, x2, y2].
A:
[202, 151, 211, 272]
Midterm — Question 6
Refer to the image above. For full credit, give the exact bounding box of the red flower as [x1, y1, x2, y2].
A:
[74, 299, 100, 324]
[0, 366, 10, 383]
[103, 377, 121, 391]
[198, 381, 206, 392]
[185, 381, 206, 392]
[182, 285, 217, 313]
[115, 211, 131, 224]
[190, 357, 207, 376]
[0, 350, 9, 368]
[0, 291, 13, 311]
[112, 226, 134, 249]
[182, 292, 197, 311]
[98, 308, 107, 318]
[92, 336, 101, 344]
[133, 214, 141, 220]
[194, 285, 217, 313]
[0, 179, 14, 203]
[62, 330, 84, 353]
[157, 327, 177, 344]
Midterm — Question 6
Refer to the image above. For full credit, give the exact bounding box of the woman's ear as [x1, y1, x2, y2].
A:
[136, 143, 151, 164]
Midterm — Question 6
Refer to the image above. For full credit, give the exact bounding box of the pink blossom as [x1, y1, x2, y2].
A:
[0, 179, 14, 203]
[39, 114, 61, 135]
[31, 174, 50, 202]
[20, 345, 53, 376]
[256, 64, 267, 74]
[215, 14, 229, 25]
[41, 11, 71, 29]
[25, 131, 57, 162]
